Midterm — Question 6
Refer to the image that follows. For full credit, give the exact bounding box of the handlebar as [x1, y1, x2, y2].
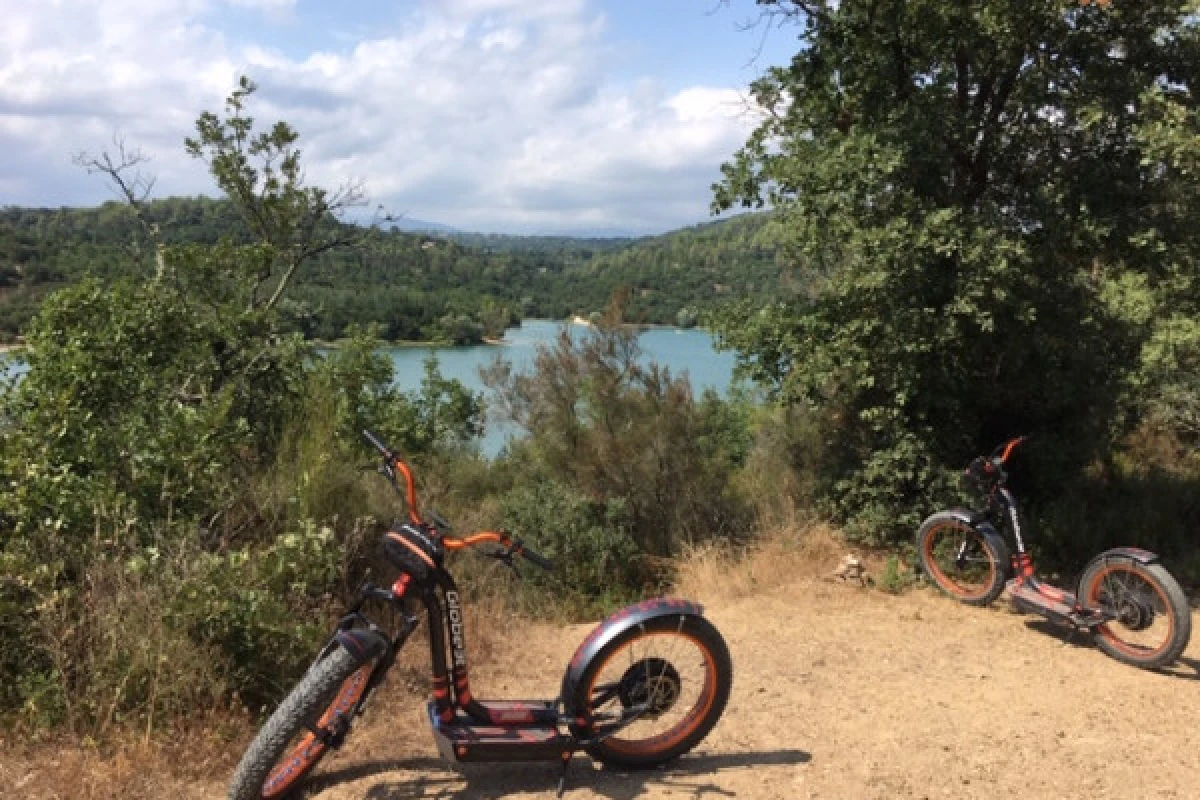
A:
[441, 531, 555, 572]
[362, 429, 422, 524]
[990, 435, 1027, 465]
[361, 430, 554, 573]
[514, 541, 555, 572]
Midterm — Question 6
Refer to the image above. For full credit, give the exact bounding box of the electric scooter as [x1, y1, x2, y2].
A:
[917, 436, 1191, 669]
[228, 430, 733, 799]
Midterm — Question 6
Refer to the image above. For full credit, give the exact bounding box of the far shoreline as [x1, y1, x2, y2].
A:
[5, 318, 710, 356]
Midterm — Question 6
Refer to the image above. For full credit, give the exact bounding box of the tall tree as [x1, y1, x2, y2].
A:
[714, 0, 1200, 539]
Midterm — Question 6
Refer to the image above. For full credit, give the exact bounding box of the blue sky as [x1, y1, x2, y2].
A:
[1, 0, 798, 234]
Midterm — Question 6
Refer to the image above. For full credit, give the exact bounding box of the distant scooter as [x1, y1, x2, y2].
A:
[917, 436, 1191, 670]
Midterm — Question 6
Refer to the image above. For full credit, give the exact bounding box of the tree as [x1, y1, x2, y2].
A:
[482, 302, 750, 562]
[714, 0, 1200, 540]
[185, 76, 365, 311]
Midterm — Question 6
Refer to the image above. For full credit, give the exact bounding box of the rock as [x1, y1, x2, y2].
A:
[833, 554, 869, 587]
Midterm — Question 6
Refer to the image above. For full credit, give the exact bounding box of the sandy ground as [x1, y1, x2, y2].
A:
[5, 578, 1199, 799]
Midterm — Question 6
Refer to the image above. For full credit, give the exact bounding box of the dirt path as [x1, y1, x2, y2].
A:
[7, 580, 1199, 799]
[296, 581, 1200, 800]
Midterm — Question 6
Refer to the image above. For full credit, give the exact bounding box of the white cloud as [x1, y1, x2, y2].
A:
[0, 0, 760, 233]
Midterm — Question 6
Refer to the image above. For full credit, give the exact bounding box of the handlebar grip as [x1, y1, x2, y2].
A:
[362, 429, 393, 457]
[517, 542, 555, 572]
[998, 435, 1027, 465]
[987, 435, 1028, 464]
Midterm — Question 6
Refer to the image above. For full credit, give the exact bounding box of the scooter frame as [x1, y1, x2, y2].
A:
[328, 569, 708, 767]
[929, 437, 1187, 640]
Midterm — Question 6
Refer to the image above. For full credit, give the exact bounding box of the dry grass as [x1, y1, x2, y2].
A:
[672, 522, 850, 606]
[0, 713, 249, 799]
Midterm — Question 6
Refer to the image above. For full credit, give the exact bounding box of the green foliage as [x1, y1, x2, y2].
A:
[185, 75, 362, 311]
[0, 77, 484, 733]
[313, 326, 484, 455]
[0, 199, 783, 344]
[175, 522, 340, 710]
[499, 481, 639, 613]
[877, 554, 916, 594]
[0, 277, 307, 569]
[714, 0, 1200, 543]
[484, 309, 752, 567]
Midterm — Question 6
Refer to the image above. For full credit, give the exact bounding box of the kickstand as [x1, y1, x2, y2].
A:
[557, 752, 572, 798]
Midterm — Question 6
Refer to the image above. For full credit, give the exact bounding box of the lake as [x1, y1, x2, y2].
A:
[0, 320, 738, 457]
[386, 319, 737, 456]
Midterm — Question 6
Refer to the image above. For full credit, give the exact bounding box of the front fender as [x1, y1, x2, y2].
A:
[560, 597, 704, 715]
[925, 508, 1011, 575]
[334, 628, 389, 667]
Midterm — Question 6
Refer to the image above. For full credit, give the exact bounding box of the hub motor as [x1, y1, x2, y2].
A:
[618, 658, 681, 718]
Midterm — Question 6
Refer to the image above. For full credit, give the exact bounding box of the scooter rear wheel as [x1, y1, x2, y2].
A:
[572, 615, 732, 769]
[1079, 557, 1191, 670]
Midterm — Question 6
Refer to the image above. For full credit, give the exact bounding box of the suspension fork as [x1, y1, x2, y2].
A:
[345, 578, 422, 701]
[954, 539, 971, 568]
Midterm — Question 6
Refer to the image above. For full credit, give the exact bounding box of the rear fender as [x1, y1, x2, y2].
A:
[560, 597, 704, 717]
[1076, 547, 1159, 598]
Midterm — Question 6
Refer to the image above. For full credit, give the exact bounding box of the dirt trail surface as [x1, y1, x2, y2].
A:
[6, 579, 1200, 799]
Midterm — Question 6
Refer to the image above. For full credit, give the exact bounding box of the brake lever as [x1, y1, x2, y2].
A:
[486, 548, 522, 578]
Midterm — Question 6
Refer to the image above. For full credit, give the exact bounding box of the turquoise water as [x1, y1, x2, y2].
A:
[0, 320, 738, 457]
[387, 319, 737, 456]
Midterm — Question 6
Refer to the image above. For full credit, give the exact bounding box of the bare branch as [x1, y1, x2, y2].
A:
[73, 135, 167, 280]
[261, 177, 368, 312]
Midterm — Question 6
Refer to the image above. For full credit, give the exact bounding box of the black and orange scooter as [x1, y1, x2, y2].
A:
[917, 436, 1191, 670]
[227, 430, 733, 800]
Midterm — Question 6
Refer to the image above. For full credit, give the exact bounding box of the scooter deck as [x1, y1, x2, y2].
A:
[1009, 582, 1106, 628]
[428, 702, 571, 762]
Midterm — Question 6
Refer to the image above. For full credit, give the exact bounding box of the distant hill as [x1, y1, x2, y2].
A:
[0, 198, 787, 344]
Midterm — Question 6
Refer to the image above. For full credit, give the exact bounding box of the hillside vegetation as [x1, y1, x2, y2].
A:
[0, 200, 782, 344]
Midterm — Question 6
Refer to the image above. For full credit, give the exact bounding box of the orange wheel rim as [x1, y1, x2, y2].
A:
[585, 631, 718, 756]
[923, 522, 995, 600]
[1085, 565, 1175, 660]
[261, 663, 373, 798]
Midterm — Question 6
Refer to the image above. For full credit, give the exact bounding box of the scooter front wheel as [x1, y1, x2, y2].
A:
[572, 614, 732, 769]
[1079, 556, 1191, 670]
[916, 512, 1008, 607]
[227, 645, 378, 800]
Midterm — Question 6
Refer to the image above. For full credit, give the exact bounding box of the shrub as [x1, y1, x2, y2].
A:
[483, 311, 752, 563]
[499, 480, 639, 614]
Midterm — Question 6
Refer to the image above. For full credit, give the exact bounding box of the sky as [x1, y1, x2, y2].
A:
[0, 0, 798, 235]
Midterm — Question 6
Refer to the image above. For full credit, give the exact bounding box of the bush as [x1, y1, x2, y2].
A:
[483, 311, 752, 563]
[499, 480, 639, 614]
[174, 524, 341, 712]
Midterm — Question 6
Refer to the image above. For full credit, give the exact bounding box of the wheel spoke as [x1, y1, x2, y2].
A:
[1087, 564, 1174, 660]
[586, 631, 711, 747]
